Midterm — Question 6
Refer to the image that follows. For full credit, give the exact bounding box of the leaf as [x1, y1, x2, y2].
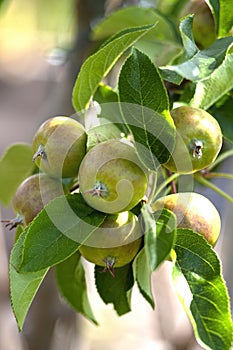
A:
[118, 48, 175, 170]
[161, 36, 233, 83]
[206, 0, 220, 32]
[56, 252, 97, 324]
[91, 6, 181, 66]
[191, 54, 233, 109]
[72, 24, 155, 112]
[208, 0, 233, 37]
[218, 0, 233, 36]
[179, 15, 199, 60]
[94, 83, 118, 104]
[142, 205, 176, 271]
[92, 6, 178, 42]
[0, 143, 35, 205]
[18, 193, 106, 272]
[94, 263, 134, 316]
[133, 248, 154, 308]
[173, 228, 233, 350]
[10, 229, 48, 331]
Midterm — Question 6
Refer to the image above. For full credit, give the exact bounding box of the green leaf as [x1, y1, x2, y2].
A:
[119, 48, 170, 113]
[18, 193, 106, 272]
[91, 6, 181, 66]
[118, 48, 175, 170]
[92, 6, 178, 42]
[191, 54, 233, 109]
[173, 228, 233, 350]
[218, 0, 233, 36]
[94, 263, 134, 316]
[72, 24, 155, 112]
[207, 0, 220, 32]
[208, 0, 233, 37]
[133, 248, 154, 308]
[10, 229, 48, 331]
[0, 143, 35, 205]
[161, 36, 233, 83]
[142, 205, 176, 271]
[179, 15, 199, 60]
[56, 252, 97, 324]
[94, 83, 118, 104]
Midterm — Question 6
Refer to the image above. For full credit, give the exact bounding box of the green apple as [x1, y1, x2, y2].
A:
[79, 139, 148, 214]
[32, 116, 87, 179]
[4, 173, 67, 229]
[163, 106, 222, 174]
[152, 192, 221, 246]
[79, 211, 142, 276]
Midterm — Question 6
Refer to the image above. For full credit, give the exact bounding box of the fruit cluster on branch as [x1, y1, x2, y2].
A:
[5, 105, 223, 276]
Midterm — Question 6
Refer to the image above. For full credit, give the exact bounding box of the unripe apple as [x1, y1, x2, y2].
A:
[152, 192, 221, 246]
[79, 211, 142, 276]
[5, 173, 67, 229]
[79, 139, 148, 214]
[163, 106, 222, 174]
[32, 116, 87, 179]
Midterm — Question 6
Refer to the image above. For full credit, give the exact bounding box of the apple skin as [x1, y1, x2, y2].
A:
[79, 139, 148, 214]
[12, 173, 67, 227]
[163, 106, 222, 174]
[151, 192, 221, 246]
[32, 116, 87, 179]
[79, 211, 142, 271]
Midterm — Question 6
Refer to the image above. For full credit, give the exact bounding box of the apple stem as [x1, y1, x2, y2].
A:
[202, 171, 233, 180]
[207, 149, 233, 171]
[167, 170, 177, 194]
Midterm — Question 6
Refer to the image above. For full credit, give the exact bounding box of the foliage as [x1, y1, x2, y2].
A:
[1, 1, 233, 349]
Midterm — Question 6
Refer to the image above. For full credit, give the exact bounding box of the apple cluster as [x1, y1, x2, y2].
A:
[5, 105, 223, 275]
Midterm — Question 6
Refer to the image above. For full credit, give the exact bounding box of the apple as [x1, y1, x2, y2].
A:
[32, 116, 87, 179]
[152, 192, 221, 246]
[79, 139, 148, 214]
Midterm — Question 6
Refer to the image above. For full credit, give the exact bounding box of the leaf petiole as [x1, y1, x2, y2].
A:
[202, 171, 233, 180]
[195, 173, 233, 204]
[207, 149, 233, 170]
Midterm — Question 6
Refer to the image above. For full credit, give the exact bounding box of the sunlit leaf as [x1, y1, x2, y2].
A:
[10, 230, 48, 331]
[18, 194, 106, 272]
[191, 54, 233, 109]
[72, 24, 155, 112]
[118, 48, 175, 170]
[173, 228, 233, 350]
